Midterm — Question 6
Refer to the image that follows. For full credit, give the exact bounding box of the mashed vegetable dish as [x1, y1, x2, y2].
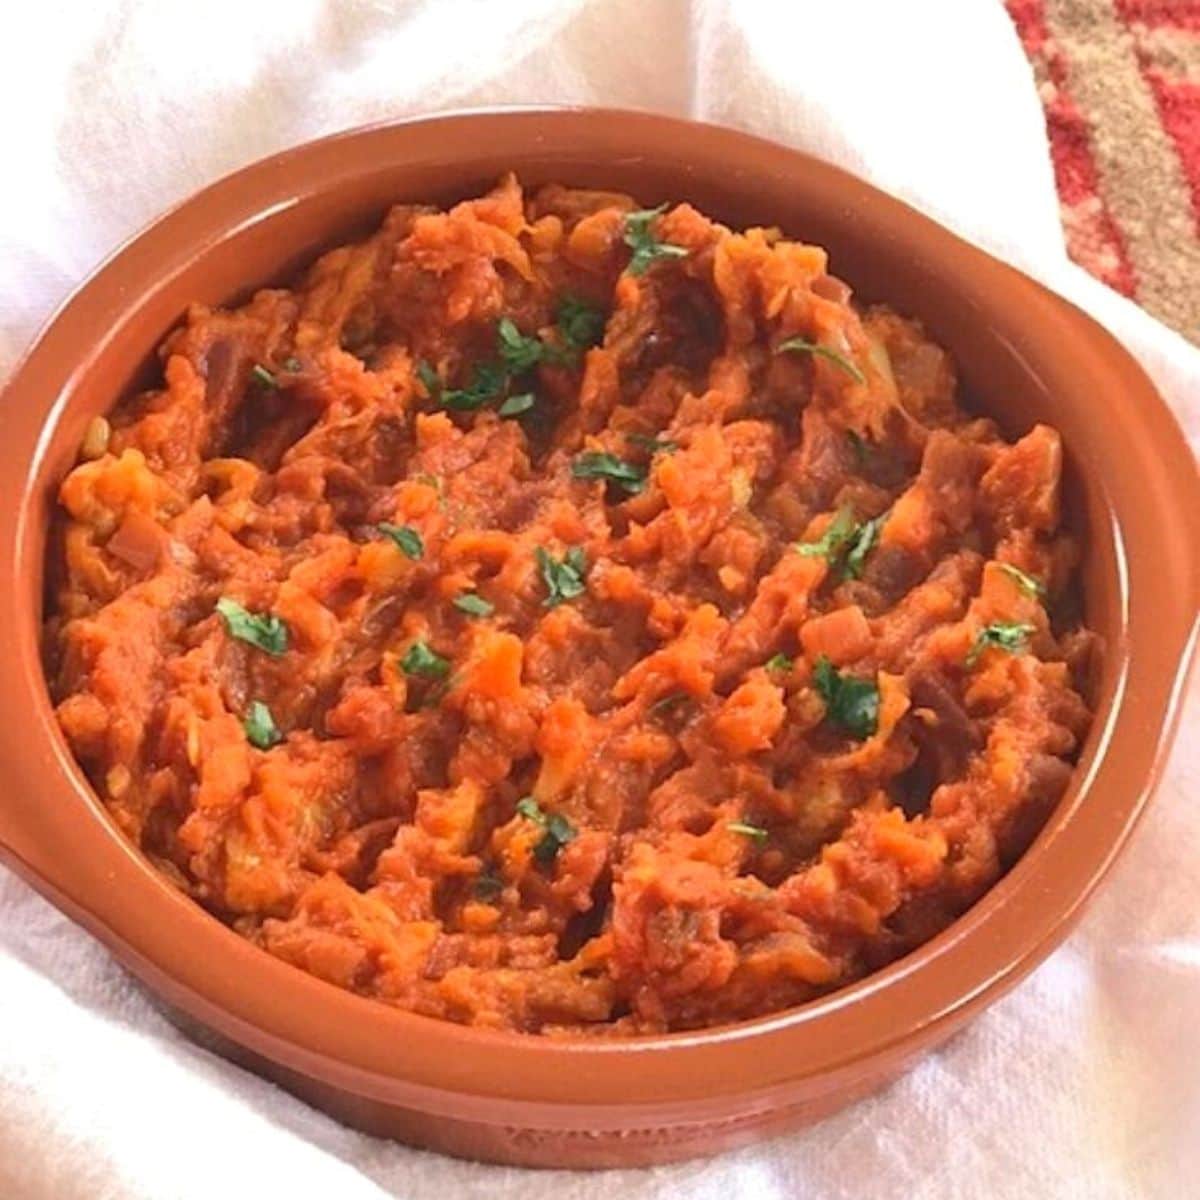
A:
[45, 176, 1096, 1034]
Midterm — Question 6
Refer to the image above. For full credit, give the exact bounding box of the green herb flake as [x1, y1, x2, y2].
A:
[966, 621, 1035, 669]
[442, 362, 508, 411]
[777, 337, 866, 384]
[556, 296, 606, 350]
[536, 545, 588, 608]
[473, 867, 504, 902]
[843, 513, 886, 580]
[415, 360, 441, 396]
[453, 593, 494, 618]
[571, 451, 647, 496]
[498, 392, 536, 418]
[622, 204, 689, 276]
[497, 317, 549, 375]
[813, 655, 879, 740]
[243, 700, 282, 750]
[400, 639, 451, 680]
[216, 597, 288, 657]
[250, 363, 277, 389]
[727, 820, 769, 845]
[515, 796, 577, 864]
[797, 507, 858, 564]
[765, 653, 793, 674]
[846, 429, 869, 466]
[626, 432, 679, 454]
[998, 563, 1045, 599]
[377, 523, 423, 560]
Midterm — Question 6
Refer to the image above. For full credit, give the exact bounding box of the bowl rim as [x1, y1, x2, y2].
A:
[1, 106, 1197, 1119]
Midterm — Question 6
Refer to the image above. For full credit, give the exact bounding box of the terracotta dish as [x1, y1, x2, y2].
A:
[1, 109, 1196, 1168]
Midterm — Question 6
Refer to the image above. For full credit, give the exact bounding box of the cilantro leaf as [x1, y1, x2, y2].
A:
[571, 451, 647, 496]
[813, 656, 879, 740]
[536, 545, 587, 608]
[843, 512, 885, 580]
[998, 563, 1045, 599]
[623, 204, 689, 276]
[966, 621, 1035, 669]
[377, 523, 423, 559]
[497, 318, 549, 375]
[250, 364, 277, 389]
[473, 867, 504, 901]
[400, 639, 451, 679]
[453, 593, 494, 617]
[498, 392, 535, 417]
[515, 796, 577, 864]
[798, 508, 884, 581]
[727, 820, 769, 845]
[765, 653, 793, 674]
[626, 432, 678, 453]
[556, 297, 606, 350]
[440, 362, 507, 411]
[415, 360, 442, 396]
[778, 337, 865, 384]
[243, 700, 282, 750]
[797, 507, 858, 564]
[216, 597, 288, 657]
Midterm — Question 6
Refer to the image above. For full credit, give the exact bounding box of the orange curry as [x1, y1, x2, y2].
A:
[45, 177, 1096, 1034]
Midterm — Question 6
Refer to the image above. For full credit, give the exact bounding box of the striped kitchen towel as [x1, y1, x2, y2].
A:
[1007, 0, 1200, 343]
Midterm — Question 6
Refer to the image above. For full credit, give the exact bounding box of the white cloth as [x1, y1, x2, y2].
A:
[2, 2, 1197, 1197]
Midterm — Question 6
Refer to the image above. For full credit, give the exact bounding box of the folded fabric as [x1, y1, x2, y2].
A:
[1, 2, 1195, 1198]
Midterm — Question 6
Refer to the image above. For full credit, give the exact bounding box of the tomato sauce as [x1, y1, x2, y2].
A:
[45, 177, 1095, 1033]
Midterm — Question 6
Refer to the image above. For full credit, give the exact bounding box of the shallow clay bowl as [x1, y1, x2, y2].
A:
[1, 109, 1197, 1169]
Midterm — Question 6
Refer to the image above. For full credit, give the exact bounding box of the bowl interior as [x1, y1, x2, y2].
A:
[1, 109, 1192, 1119]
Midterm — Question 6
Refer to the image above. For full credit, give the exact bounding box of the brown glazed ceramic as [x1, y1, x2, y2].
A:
[0, 109, 1197, 1169]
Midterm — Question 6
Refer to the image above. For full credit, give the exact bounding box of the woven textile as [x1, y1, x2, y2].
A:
[1008, 0, 1200, 342]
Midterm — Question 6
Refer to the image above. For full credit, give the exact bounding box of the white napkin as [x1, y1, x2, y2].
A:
[2, 2, 1196, 1197]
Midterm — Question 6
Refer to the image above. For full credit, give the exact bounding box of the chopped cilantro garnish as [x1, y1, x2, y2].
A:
[473, 867, 504, 901]
[556, 296, 606, 350]
[377, 523, 423, 559]
[453, 593, 494, 617]
[798, 507, 884, 580]
[778, 337, 865, 384]
[626, 432, 679, 453]
[536, 545, 588, 608]
[497, 318, 549, 375]
[515, 796, 577, 864]
[216, 597, 288, 657]
[250, 364, 277, 389]
[400, 639, 450, 679]
[415, 360, 440, 395]
[797, 507, 858, 564]
[966, 621, 1035, 669]
[622, 204, 689, 276]
[727, 820, 769, 845]
[441, 362, 507, 411]
[813, 656, 879, 740]
[243, 701, 282, 750]
[843, 513, 885, 580]
[765, 653, 793, 674]
[571, 451, 647, 496]
[998, 563, 1045, 599]
[498, 392, 535, 417]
